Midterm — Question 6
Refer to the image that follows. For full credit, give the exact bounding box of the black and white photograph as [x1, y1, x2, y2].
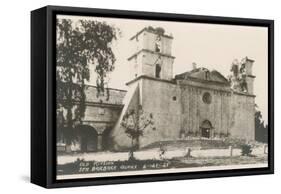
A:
[55, 13, 270, 180]
[0, 0, 280, 192]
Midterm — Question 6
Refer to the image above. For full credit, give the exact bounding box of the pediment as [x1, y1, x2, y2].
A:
[175, 68, 229, 84]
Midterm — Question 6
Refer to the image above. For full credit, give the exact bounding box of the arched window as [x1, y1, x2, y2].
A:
[155, 64, 161, 78]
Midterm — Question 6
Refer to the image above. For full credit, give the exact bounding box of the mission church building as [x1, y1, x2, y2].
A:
[58, 26, 256, 152]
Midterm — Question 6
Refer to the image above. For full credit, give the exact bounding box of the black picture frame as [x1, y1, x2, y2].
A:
[31, 5, 274, 188]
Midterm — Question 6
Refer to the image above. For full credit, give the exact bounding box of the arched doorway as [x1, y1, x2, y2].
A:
[200, 120, 213, 138]
[77, 125, 98, 152]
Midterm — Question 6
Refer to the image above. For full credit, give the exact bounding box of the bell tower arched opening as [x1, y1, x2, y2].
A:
[155, 64, 161, 78]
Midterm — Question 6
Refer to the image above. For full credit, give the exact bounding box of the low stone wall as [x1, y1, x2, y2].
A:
[57, 145, 267, 165]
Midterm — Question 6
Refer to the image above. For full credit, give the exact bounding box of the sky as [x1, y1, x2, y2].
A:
[57, 15, 268, 124]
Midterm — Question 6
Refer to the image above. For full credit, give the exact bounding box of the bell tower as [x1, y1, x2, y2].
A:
[243, 57, 255, 95]
[128, 26, 175, 81]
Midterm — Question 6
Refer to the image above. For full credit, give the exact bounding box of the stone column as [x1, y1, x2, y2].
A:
[97, 134, 103, 151]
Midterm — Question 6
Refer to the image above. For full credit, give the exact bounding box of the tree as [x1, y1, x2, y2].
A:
[255, 105, 268, 143]
[121, 105, 156, 160]
[56, 19, 119, 148]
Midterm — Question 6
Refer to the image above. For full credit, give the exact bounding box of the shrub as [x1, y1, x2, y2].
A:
[241, 144, 252, 156]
